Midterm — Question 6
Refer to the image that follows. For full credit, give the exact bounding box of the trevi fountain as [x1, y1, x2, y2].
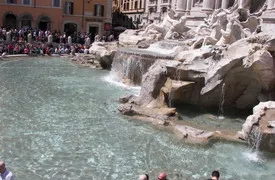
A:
[1, 0, 275, 179]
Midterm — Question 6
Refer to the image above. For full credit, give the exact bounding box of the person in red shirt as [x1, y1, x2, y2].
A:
[24, 47, 29, 54]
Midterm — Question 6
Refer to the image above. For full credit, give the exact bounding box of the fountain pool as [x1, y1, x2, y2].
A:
[0, 58, 274, 180]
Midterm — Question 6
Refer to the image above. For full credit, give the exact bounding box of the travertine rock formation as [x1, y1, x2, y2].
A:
[237, 101, 275, 152]
[115, 1, 275, 146]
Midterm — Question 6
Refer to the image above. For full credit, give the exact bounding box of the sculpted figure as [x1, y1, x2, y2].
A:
[143, 9, 179, 39]
[216, 18, 235, 46]
[164, 16, 189, 40]
[192, 12, 228, 48]
[94, 34, 100, 42]
[196, 9, 226, 33]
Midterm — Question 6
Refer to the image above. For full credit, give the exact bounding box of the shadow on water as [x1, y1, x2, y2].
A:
[176, 104, 252, 132]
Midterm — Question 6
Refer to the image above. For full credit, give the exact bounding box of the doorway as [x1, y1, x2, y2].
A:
[64, 23, 77, 37]
[89, 26, 99, 41]
[21, 14, 32, 28]
[4, 14, 17, 29]
[38, 16, 50, 30]
[39, 22, 48, 31]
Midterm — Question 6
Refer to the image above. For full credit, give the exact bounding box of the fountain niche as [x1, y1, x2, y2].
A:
[112, 0, 275, 150]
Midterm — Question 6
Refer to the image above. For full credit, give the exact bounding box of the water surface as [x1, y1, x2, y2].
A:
[0, 58, 275, 180]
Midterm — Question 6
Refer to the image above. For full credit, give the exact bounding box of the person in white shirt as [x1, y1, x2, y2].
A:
[0, 161, 15, 180]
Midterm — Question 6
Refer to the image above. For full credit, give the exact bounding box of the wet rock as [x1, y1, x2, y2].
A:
[88, 42, 118, 69]
[119, 95, 137, 104]
[237, 101, 275, 152]
[174, 125, 214, 143]
[138, 61, 169, 106]
[118, 104, 134, 115]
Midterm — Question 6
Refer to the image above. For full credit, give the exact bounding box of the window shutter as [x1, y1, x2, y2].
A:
[70, 3, 74, 14]
[94, 5, 98, 16]
[64, 2, 68, 13]
[101, 5, 104, 17]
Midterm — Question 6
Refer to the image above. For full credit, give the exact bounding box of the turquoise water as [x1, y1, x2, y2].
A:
[0, 58, 275, 180]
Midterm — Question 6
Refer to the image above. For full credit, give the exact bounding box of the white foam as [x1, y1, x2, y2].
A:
[103, 72, 141, 96]
[242, 151, 264, 163]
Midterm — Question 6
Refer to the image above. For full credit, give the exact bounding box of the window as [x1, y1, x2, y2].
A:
[53, 0, 60, 7]
[64, 2, 74, 14]
[149, 0, 155, 5]
[134, 1, 138, 9]
[162, 0, 168, 3]
[22, 0, 31, 5]
[7, 0, 17, 3]
[94, 4, 104, 17]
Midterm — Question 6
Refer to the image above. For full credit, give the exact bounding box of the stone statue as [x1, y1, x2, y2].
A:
[68, 36, 72, 45]
[164, 16, 189, 40]
[94, 34, 100, 42]
[143, 9, 179, 39]
[192, 12, 228, 48]
[196, 9, 226, 33]
[216, 17, 236, 46]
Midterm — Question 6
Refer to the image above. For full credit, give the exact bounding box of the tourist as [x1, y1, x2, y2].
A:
[207, 170, 220, 180]
[138, 174, 149, 180]
[158, 172, 167, 180]
[0, 161, 15, 180]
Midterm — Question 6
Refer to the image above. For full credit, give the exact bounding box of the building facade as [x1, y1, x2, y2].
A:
[112, 0, 145, 28]
[142, 0, 268, 26]
[0, 0, 112, 38]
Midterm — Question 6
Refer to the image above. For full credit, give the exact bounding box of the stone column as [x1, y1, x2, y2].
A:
[239, 0, 251, 9]
[202, 0, 215, 11]
[215, 0, 222, 9]
[267, 0, 275, 9]
[221, 0, 230, 9]
[176, 0, 187, 16]
[186, 0, 192, 14]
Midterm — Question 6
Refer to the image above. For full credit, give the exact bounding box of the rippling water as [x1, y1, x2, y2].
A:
[0, 58, 275, 180]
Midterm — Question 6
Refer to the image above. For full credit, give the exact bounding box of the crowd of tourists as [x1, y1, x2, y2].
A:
[0, 27, 116, 57]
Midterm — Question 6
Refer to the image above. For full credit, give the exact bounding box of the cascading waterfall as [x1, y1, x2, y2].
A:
[169, 90, 174, 108]
[169, 69, 181, 108]
[175, 68, 181, 80]
[218, 83, 226, 119]
[242, 125, 264, 163]
[248, 125, 263, 151]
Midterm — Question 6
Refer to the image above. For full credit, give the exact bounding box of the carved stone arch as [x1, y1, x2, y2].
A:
[37, 14, 51, 30]
[19, 13, 33, 28]
[63, 21, 79, 39]
[2, 11, 18, 29]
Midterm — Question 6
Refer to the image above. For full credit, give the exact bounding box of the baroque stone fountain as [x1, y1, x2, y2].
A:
[93, 0, 275, 152]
